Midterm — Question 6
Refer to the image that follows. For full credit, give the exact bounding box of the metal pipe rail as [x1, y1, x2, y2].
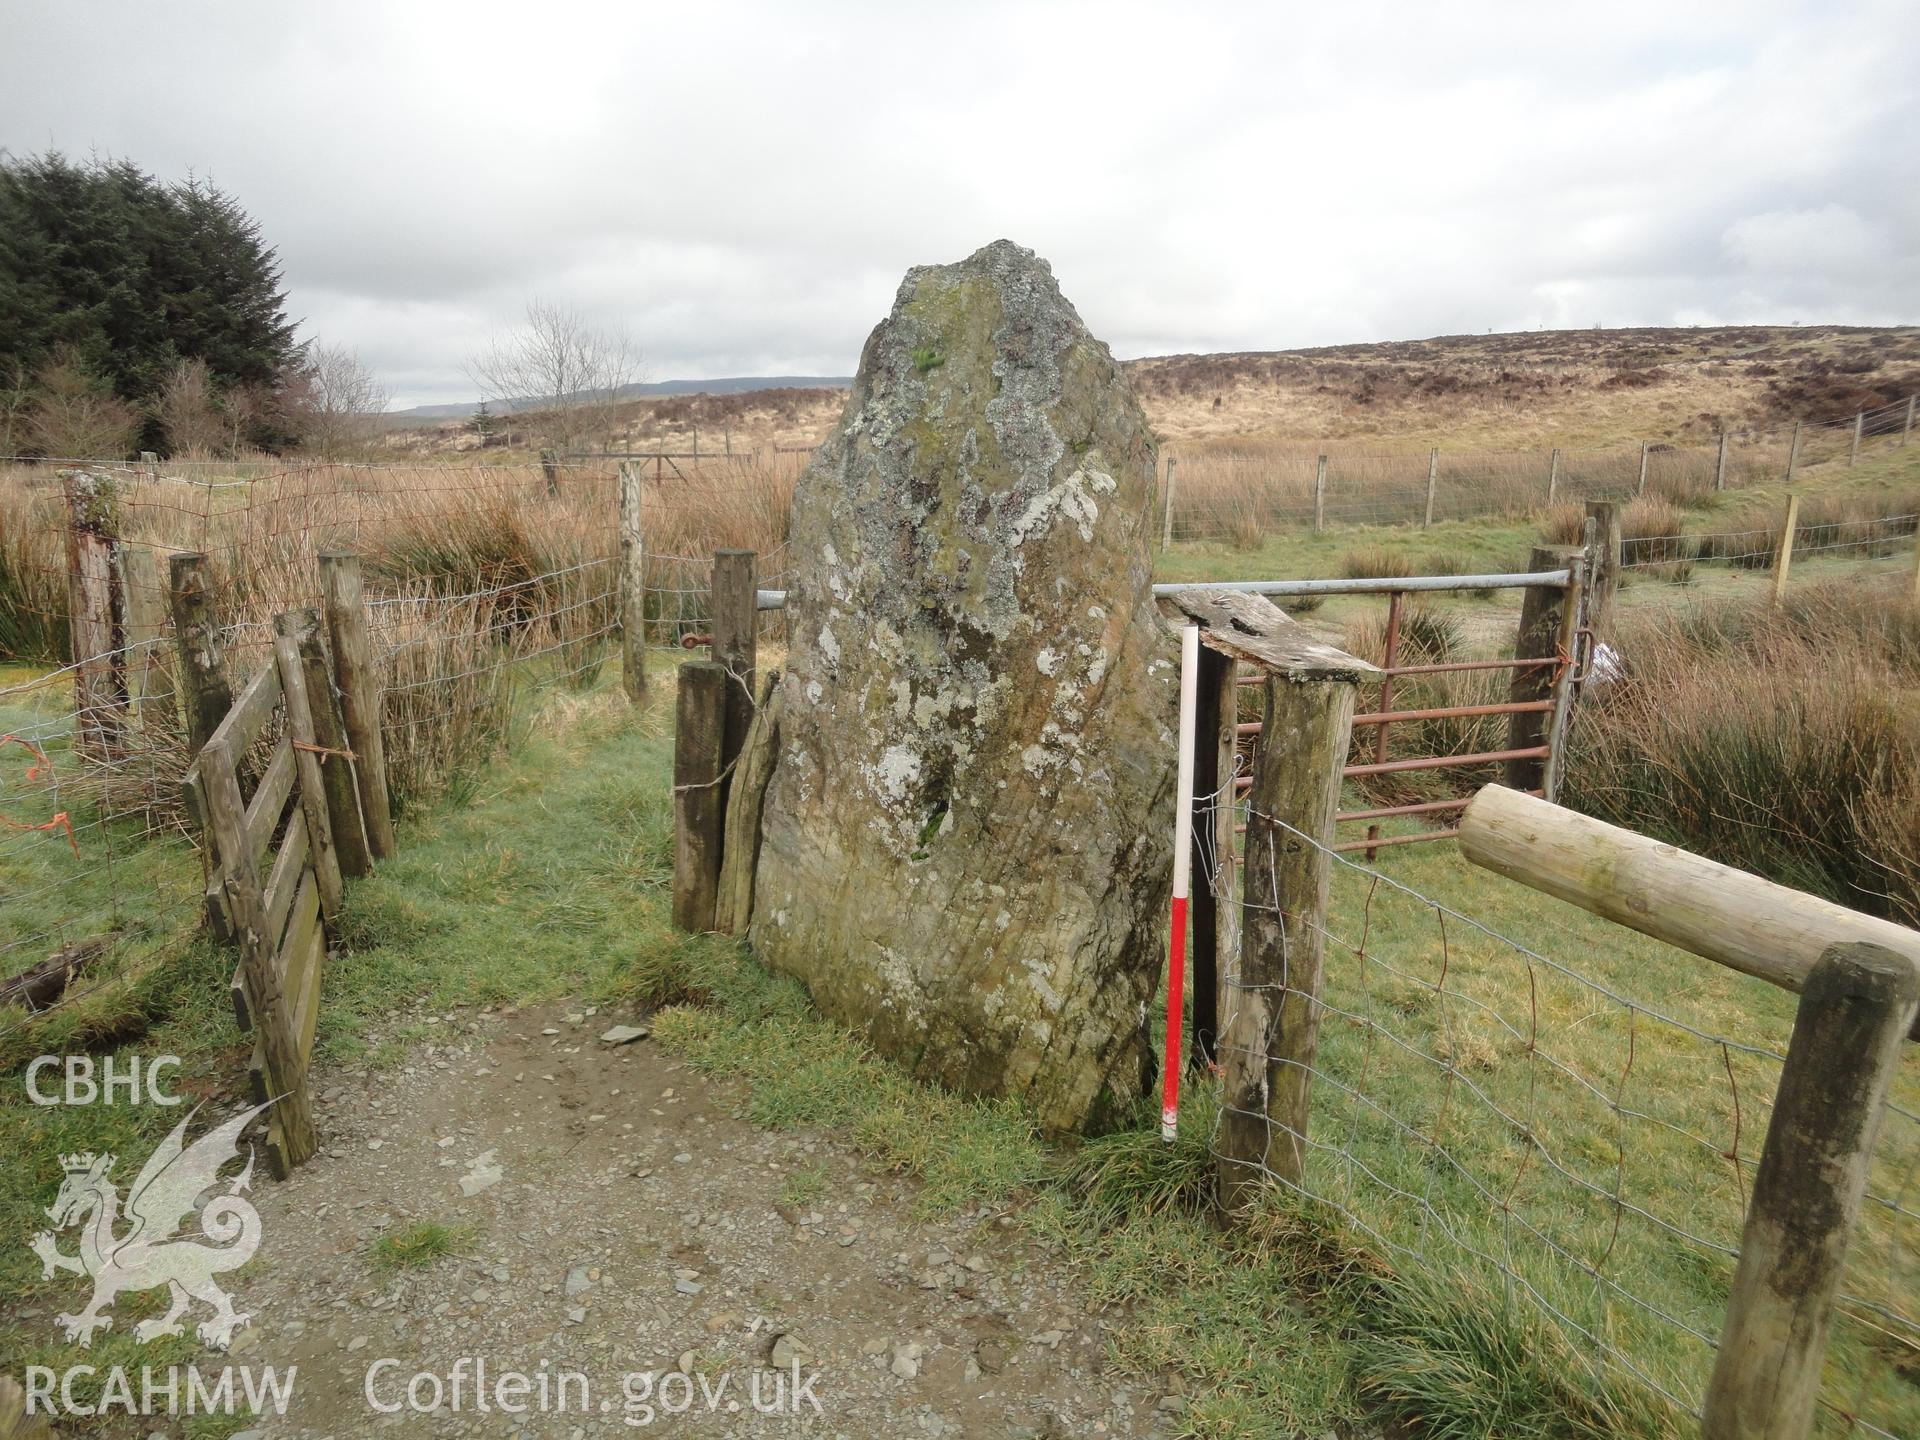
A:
[753, 569, 1572, 612]
[1155, 570, 1570, 598]
[1237, 697, 1552, 736]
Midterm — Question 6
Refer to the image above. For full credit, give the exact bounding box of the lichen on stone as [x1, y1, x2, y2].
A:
[750, 240, 1176, 1134]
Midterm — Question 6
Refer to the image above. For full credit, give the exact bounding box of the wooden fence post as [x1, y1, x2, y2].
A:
[711, 549, 758, 790]
[1423, 448, 1438, 526]
[1539, 552, 1584, 801]
[1785, 420, 1802, 483]
[272, 614, 345, 922]
[1771, 493, 1800, 607]
[1546, 447, 1560, 505]
[1848, 411, 1863, 467]
[1702, 943, 1919, 1440]
[1583, 501, 1621, 644]
[61, 470, 128, 759]
[619, 461, 647, 701]
[1635, 441, 1649, 496]
[539, 448, 559, 497]
[1903, 395, 1915, 447]
[1160, 456, 1178, 552]
[1312, 455, 1327, 532]
[672, 661, 728, 932]
[281, 607, 372, 878]
[317, 552, 395, 861]
[167, 551, 232, 759]
[117, 547, 174, 724]
[200, 734, 317, 1168]
[1714, 431, 1730, 491]
[139, 450, 158, 480]
[1506, 545, 1572, 794]
[1221, 655, 1363, 1212]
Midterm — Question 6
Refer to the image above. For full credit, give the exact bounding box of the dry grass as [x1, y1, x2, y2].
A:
[1130, 325, 1920, 448]
[0, 453, 797, 820]
[1566, 580, 1920, 923]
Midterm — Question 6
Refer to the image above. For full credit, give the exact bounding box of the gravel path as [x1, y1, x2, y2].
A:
[168, 1000, 1182, 1439]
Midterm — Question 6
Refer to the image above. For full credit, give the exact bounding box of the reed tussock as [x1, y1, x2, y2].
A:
[1338, 608, 1508, 805]
[1162, 433, 1794, 546]
[0, 453, 798, 817]
[1566, 581, 1920, 923]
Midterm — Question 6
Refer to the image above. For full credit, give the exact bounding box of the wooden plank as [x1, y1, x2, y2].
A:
[243, 738, 296, 869]
[1459, 785, 1920, 1038]
[236, 817, 309, 1034]
[274, 619, 345, 920]
[263, 818, 311, 955]
[182, 766, 233, 941]
[318, 553, 396, 859]
[203, 733, 316, 1171]
[257, 910, 323, 1183]
[1156, 588, 1380, 682]
[247, 874, 321, 1108]
[204, 662, 281, 761]
[280, 608, 371, 878]
[714, 670, 782, 935]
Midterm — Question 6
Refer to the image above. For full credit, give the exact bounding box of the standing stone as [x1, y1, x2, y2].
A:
[750, 240, 1176, 1133]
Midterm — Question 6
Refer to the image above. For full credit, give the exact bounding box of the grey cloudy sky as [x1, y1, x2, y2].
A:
[4, 0, 1918, 407]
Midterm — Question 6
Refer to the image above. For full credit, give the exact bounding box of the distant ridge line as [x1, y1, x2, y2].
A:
[397, 375, 853, 420]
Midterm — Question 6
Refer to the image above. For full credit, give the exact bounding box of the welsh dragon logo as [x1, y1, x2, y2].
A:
[30, 1101, 272, 1349]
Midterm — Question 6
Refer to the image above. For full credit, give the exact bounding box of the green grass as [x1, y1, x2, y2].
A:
[1154, 441, 1920, 614]
[8, 658, 1916, 1438]
[371, 1219, 474, 1271]
[6, 440, 1919, 1435]
[777, 1163, 830, 1209]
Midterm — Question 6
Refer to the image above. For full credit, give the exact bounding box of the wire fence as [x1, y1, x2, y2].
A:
[1612, 496, 1920, 576]
[0, 453, 795, 1012]
[1164, 393, 1920, 544]
[1203, 790, 1920, 1435]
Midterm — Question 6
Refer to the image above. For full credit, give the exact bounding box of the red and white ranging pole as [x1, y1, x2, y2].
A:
[1162, 622, 1200, 1142]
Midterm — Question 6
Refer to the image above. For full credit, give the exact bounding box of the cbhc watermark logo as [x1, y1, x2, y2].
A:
[25, 1054, 183, 1106]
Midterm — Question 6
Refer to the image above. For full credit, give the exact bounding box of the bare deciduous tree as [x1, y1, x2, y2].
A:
[154, 358, 226, 458]
[27, 354, 141, 459]
[464, 300, 643, 454]
[223, 381, 273, 456]
[0, 361, 31, 457]
[294, 343, 391, 459]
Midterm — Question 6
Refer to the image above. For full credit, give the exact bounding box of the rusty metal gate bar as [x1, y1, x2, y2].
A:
[1219, 566, 1581, 855]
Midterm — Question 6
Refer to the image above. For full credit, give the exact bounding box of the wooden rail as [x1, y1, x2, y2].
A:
[1458, 784, 1920, 1440]
[1458, 785, 1920, 1031]
[183, 606, 366, 1178]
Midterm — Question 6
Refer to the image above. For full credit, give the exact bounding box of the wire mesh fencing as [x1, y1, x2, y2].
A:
[0, 452, 792, 1024]
[1199, 787, 1920, 1437]
[1161, 393, 1919, 546]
